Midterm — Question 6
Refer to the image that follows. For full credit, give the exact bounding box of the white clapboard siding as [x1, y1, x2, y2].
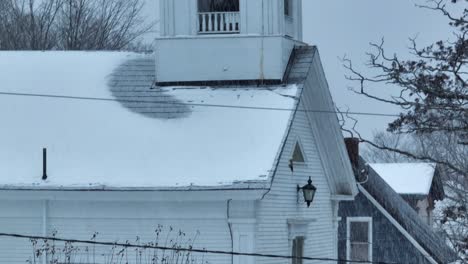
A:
[46, 200, 231, 264]
[0, 201, 43, 264]
[0, 200, 232, 264]
[255, 49, 350, 263]
[256, 102, 336, 264]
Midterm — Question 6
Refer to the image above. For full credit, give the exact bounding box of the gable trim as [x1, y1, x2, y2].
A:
[261, 85, 304, 200]
[358, 185, 439, 264]
[301, 50, 358, 197]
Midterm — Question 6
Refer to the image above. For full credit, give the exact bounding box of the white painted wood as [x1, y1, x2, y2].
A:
[156, 35, 302, 82]
[0, 201, 43, 264]
[301, 51, 358, 197]
[156, 0, 304, 83]
[255, 98, 341, 263]
[0, 189, 266, 202]
[287, 218, 313, 240]
[0, 199, 235, 264]
[346, 216, 373, 262]
[198, 12, 240, 34]
[159, 0, 300, 37]
[229, 219, 256, 264]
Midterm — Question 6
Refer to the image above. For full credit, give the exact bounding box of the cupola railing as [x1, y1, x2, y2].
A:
[198, 12, 240, 34]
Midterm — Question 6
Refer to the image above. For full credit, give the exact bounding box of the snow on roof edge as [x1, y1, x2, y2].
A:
[369, 163, 436, 195]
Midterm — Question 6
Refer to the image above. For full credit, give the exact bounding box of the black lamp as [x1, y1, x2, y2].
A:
[297, 177, 317, 207]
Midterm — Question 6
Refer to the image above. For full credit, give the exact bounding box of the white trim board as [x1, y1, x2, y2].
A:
[346, 216, 373, 262]
[357, 185, 439, 264]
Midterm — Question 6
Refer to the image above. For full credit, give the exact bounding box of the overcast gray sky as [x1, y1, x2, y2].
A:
[143, 0, 452, 139]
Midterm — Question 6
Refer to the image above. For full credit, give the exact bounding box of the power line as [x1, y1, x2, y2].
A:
[0, 232, 399, 264]
[0, 91, 399, 117]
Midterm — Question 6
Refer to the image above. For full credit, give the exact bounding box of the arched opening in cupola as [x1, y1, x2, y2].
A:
[197, 0, 240, 34]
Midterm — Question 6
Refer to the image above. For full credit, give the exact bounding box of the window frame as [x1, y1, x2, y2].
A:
[290, 137, 307, 165]
[291, 236, 304, 264]
[346, 217, 372, 262]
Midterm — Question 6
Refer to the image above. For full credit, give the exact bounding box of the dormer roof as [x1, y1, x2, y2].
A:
[369, 163, 437, 195]
[358, 159, 457, 263]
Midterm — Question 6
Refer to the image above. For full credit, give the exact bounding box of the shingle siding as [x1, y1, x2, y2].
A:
[338, 193, 432, 264]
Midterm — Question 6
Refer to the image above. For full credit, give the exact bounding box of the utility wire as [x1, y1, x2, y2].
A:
[0, 91, 399, 117]
[0, 232, 399, 264]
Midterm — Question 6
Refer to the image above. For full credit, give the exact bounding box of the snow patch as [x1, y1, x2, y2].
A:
[369, 163, 436, 195]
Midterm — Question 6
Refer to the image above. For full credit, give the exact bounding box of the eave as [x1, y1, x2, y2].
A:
[0, 187, 268, 202]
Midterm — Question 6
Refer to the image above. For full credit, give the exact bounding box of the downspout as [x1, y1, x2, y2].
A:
[226, 199, 233, 264]
[42, 200, 48, 264]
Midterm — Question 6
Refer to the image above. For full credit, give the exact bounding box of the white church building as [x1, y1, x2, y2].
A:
[0, 0, 358, 263]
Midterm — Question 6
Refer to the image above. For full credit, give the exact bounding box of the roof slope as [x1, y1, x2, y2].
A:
[360, 158, 457, 263]
[287, 46, 357, 196]
[0, 51, 299, 190]
[370, 163, 436, 195]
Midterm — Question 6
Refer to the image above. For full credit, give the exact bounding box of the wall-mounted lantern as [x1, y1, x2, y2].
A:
[297, 177, 317, 207]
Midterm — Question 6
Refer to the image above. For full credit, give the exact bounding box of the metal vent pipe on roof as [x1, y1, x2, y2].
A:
[42, 148, 47, 180]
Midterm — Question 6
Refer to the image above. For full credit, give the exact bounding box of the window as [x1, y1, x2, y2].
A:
[198, 0, 240, 34]
[198, 0, 239, 12]
[284, 0, 292, 16]
[292, 142, 305, 163]
[291, 236, 304, 264]
[347, 217, 372, 262]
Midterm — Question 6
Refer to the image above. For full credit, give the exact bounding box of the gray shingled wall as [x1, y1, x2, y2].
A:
[338, 192, 432, 264]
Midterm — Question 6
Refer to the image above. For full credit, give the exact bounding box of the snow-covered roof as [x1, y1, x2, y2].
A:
[358, 159, 457, 263]
[369, 163, 436, 195]
[0, 51, 299, 190]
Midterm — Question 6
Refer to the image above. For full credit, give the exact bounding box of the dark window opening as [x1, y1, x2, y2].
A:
[284, 0, 292, 16]
[198, 0, 240, 12]
[292, 142, 305, 163]
[292, 236, 304, 264]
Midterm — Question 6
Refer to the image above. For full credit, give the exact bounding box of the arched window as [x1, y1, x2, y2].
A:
[198, 0, 240, 34]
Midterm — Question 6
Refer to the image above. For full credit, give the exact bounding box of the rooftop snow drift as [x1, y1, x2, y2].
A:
[369, 163, 436, 195]
[0, 52, 299, 189]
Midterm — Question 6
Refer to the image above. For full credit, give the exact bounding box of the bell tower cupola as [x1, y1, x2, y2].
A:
[156, 0, 303, 85]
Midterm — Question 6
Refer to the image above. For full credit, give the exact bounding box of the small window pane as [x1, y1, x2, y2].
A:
[350, 222, 369, 242]
[348, 220, 371, 262]
[351, 243, 369, 261]
[292, 143, 305, 162]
